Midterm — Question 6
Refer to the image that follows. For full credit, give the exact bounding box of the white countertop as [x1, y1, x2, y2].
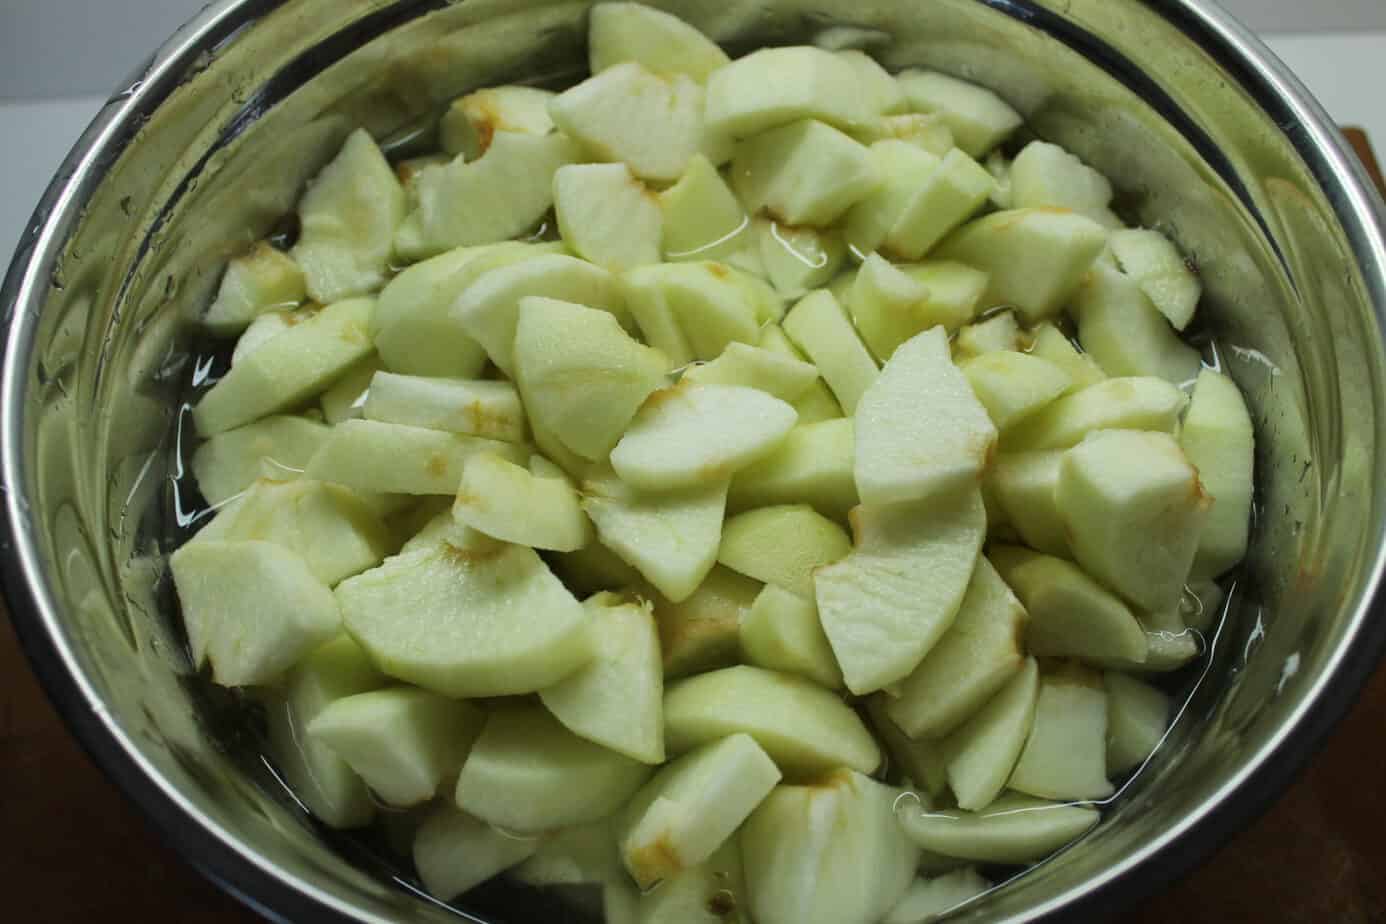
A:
[2, 31, 1383, 271]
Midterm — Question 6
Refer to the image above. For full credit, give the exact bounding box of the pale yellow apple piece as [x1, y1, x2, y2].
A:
[986, 451, 1068, 556]
[739, 584, 843, 690]
[885, 148, 995, 261]
[440, 85, 555, 160]
[364, 374, 525, 442]
[305, 419, 525, 495]
[756, 219, 846, 299]
[895, 792, 1099, 864]
[705, 45, 875, 139]
[1007, 664, 1114, 802]
[864, 698, 949, 799]
[682, 342, 818, 403]
[717, 504, 850, 597]
[1105, 671, 1171, 775]
[203, 242, 306, 335]
[882, 869, 993, 924]
[1001, 376, 1186, 451]
[320, 355, 380, 425]
[414, 805, 541, 902]
[1108, 227, 1201, 331]
[941, 657, 1039, 810]
[1181, 368, 1254, 578]
[649, 566, 760, 678]
[1072, 262, 1201, 384]
[1009, 140, 1119, 226]
[453, 452, 590, 552]
[1028, 322, 1107, 392]
[731, 119, 880, 227]
[659, 154, 749, 262]
[554, 162, 663, 271]
[954, 311, 1021, 361]
[960, 350, 1071, 431]
[895, 70, 1022, 156]
[588, 2, 730, 82]
[191, 415, 329, 505]
[782, 290, 879, 414]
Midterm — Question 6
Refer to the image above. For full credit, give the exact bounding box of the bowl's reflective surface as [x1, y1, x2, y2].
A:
[3, 1, 1386, 921]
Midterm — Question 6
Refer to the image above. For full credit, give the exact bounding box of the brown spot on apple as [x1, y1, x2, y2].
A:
[706, 890, 738, 918]
[705, 262, 731, 280]
[425, 452, 450, 478]
[628, 832, 683, 887]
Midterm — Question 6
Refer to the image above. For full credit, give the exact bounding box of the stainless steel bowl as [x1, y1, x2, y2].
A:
[4, 1, 1385, 921]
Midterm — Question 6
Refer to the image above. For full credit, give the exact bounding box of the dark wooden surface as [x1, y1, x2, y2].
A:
[3, 133, 1385, 922]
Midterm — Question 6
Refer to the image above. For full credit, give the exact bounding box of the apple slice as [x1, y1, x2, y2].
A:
[1108, 227, 1201, 331]
[581, 466, 727, 603]
[885, 148, 995, 261]
[756, 220, 846, 299]
[414, 805, 542, 902]
[399, 131, 578, 258]
[851, 112, 955, 155]
[264, 635, 383, 829]
[854, 327, 996, 507]
[539, 594, 664, 763]
[991, 545, 1150, 665]
[1181, 368, 1254, 579]
[960, 350, 1072, 431]
[290, 129, 404, 303]
[740, 770, 919, 924]
[934, 208, 1108, 322]
[1007, 664, 1113, 802]
[440, 85, 555, 160]
[554, 163, 663, 271]
[682, 342, 818, 403]
[305, 419, 525, 495]
[986, 451, 1069, 555]
[1115, 604, 1202, 673]
[740, 584, 843, 689]
[659, 155, 750, 265]
[650, 565, 760, 678]
[888, 558, 1027, 739]
[453, 452, 590, 552]
[883, 869, 992, 924]
[514, 296, 668, 461]
[618, 840, 751, 924]
[336, 540, 592, 697]
[455, 704, 651, 833]
[1105, 672, 1171, 775]
[194, 297, 374, 436]
[191, 415, 329, 505]
[835, 49, 907, 113]
[664, 665, 880, 776]
[941, 657, 1039, 810]
[1001, 376, 1186, 451]
[895, 792, 1098, 865]
[783, 290, 879, 414]
[622, 261, 764, 364]
[843, 141, 940, 256]
[510, 817, 621, 887]
[864, 698, 949, 798]
[955, 311, 1020, 360]
[845, 253, 932, 362]
[229, 307, 309, 367]
[618, 733, 780, 888]
[320, 355, 380, 425]
[611, 384, 798, 492]
[170, 540, 340, 687]
[364, 373, 525, 443]
[1009, 141, 1119, 227]
[718, 504, 851, 598]
[551, 542, 644, 598]
[203, 242, 305, 335]
[588, 2, 730, 82]
[985, 150, 1013, 206]
[758, 324, 846, 422]
[731, 119, 880, 226]
[1058, 429, 1211, 613]
[895, 70, 1022, 157]
[1072, 262, 1202, 384]
[1181, 578, 1226, 634]
[397, 504, 474, 557]
[817, 488, 987, 694]
[1029, 322, 1107, 391]
[705, 46, 875, 139]
[549, 62, 706, 183]
[308, 686, 485, 807]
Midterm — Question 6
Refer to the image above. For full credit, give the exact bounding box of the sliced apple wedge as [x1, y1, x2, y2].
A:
[588, 1, 730, 82]
[942, 657, 1039, 811]
[887, 558, 1027, 739]
[439, 85, 555, 161]
[625, 840, 751, 924]
[895, 792, 1099, 865]
[1008, 663, 1113, 801]
[290, 129, 404, 303]
[865, 698, 949, 798]
[756, 220, 846, 299]
[455, 704, 651, 833]
[554, 163, 663, 271]
[308, 686, 485, 807]
[851, 112, 955, 156]
[1029, 322, 1107, 392]
[986, 451, 1069, 556]
[364, 373, 525, 442]
[305, 419, 524, 495]
[191, 414, 329, 505]
[883, 869, 992, 924]
[960, 350, 1071, 431]
[229, 307, 306, 367]
[991, 544, 1150, 664]
[985, 150, 1013, 207]
[194, 297, 374, 436]
[1181, 368, 1254, 578]
[1009, 141, 1119, 227]
[514, 296, 668, 461]
[758, 324, 846, 424]
[336, 540, 592, 697]
[718, 504, 851, 598]
[664, 665, 880, 776]
[885, 148, 995, 261]
[550, 540, 644, 597]
[682, 342, 818, 402]
[649, 565, 759, 678]
[1072, 262, 1202, 384]
[320, 355, 380, 425]
[539, 593, 664, 763]
[816, 487, 987, 694]
[453, 451, 590, 552]
[740, 584, 842, 689]
[782, 290, 879, 414]
[611, 384, 797, 492]
[845, 253, 933, 362]
[1108, 227, 1201, 331]
[203, 242, 305, 336]
[740, 771, 919, 924]
[621, 261, 764, 363]
[581, 466, 727, 603]
[836, 49, 907, 113]
[955, 311, 1020, 360]
[1058, 429, 1211, 613]
[619, 733, 780, 888]
[843, 141, 940, 256]
[731, 119, 880, 227]
[854, 327, 996, 507]
[549, 62, 706, 183]
[659, 154, 750, 264]
[171, 540, 340, 687]
[510, 817, 621, 887]
[400, 130, 578, 257]
[704, 46, 875, 139]
[1001, 376, 1186, 451]
[1105, 671, 1170, 775]
[414, 805, 541, 902]
[895, 70, 1022, 157]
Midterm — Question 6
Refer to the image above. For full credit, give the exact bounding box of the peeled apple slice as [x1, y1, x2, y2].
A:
[942, 657, 1039, 811]
[705, 45, 875, 139]
[334, 540, 593, 697]
[682, 342, 819, 403]
[954, 310, 1020, 360]
[414, 805, 541, 902]
[1105, 672, 1172, 775]
[291, 128, 404, 303]
[816, 487, 986, 694]
[865, 698, 949, 798]
[453, 452, 589, 552]
[659, 154, 749, 263]
[439, 85, 555, 161]
[454, 704, 651, 833]
[728, 418, 858, 522]
[1072, 262, 1201, 384]
[230, 307, 309, 367]
[1181, 368, 1255, 579]
[986, 451, 1069, 556]
[717, 504, 850, 598]
[363, 374, 525, 443]
[731, 119, 880, 227]
[882, 869, 993, 924]
[740, 770, 919, 924]
[836, 49, 907, 114]
[191, 415, 329, 505]
[739, 584, 843, 690]
[619, 733, 781, 888]
[621, 841, 752, 924]
[305, 419, 525, 496]
[554, 163, 663, 271]
[755, 219, 845, 299]
[895, 70, 1022, 157]
[651, 566, 760, 679]
[960, 350, 1072, 431]
[782, 290, 879, 414]
[885, 148, 995, 261]
[1029, 322, 1107, 392]
[510, 817, 621, 887]
[1007, 664, 1114, 802]
[203, 243, 306, 335]
[1009, 141, 1119, 227]
[1108, 227, 1202, 331]
[588, 2, 730, 82]
[1001, 376, 1186, 451]
[895, 792, 1099, 865]
[622, 261, 764, 364]
[663, 665, 880, 776]
[320, 355, 380, 425]
[843, 141, 940, 257]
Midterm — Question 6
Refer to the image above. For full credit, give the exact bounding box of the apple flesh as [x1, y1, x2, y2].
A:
[440, 85, 555, 161]
[756, 220, 846, 299]
[843, 141, 940, 257]
[510, 817, 620, 887]
[1108, 227, 1201, 331]
[659, 154, 750, 263]
[1007, 663, 1114, 802]
[614, 840, 752, 924]
[1072, 262, 1201, 384]
[758, 323, 846, 424]
[413, 805, 541, 901]
[895, 792, 1099, 865]
[864, 698, 949, 799]
[191, 415, 329, 505]
[959, 350, 1072, 431]
[885, 148, 995, 261]
[942, 657, 1039, 811]
[718, 504, 850, 598]
[621, 261, 766, 363]
[1028, 321, 1107, 392]
[895, 70, 1022, 157]
[782, 290, 879, 414]
[986, 451, 1069, 556]
[364, 373, 525, 443]
[882, 869, 993, 924]
[682, 342, 819, 403]
[705, 46, 875, 139]
[739, 584, 843, 690]
[852, 112, 955, 156]
[649, 566, 760, 678]
[453, 451, 590, 552]
[305, 418, 525, 495]
[1181, 368, 1255, 578]
[1001, 376, 1186, 451]
[203, 242, 306, 336]
[554, 162, 663, 271]
[320, 355, 380, 425]
[1009, 141, 1119, 227]
[733, 120, 880, 227]
[589, 2, 730, 82]
[728, 418, 857, 521]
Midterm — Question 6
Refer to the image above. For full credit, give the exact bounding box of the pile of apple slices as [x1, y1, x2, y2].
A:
[174, 3, 1256, 922]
